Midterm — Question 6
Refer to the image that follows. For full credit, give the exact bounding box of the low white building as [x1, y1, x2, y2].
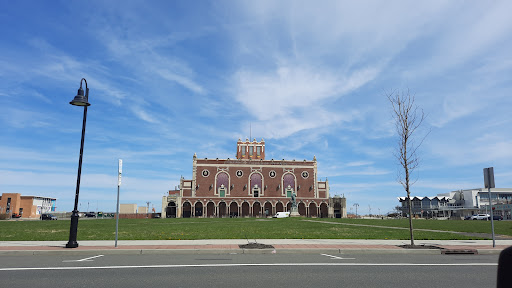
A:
[398, 188, 512, 219]
[119, 204, 137, 214]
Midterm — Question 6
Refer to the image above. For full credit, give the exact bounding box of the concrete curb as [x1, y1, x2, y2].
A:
[475, 249, 503, 255]
[0, 247, 485, 256]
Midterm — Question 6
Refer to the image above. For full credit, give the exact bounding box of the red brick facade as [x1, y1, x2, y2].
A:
[162, 139, 331, 218]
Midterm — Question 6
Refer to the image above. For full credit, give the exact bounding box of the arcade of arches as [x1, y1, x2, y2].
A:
[165, 200, 329, 218]
[162, 138, 346, 218]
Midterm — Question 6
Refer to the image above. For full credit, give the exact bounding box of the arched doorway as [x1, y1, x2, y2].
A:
[206, 202, 215, 217]
[309, 202, 318, 217]
[275, 202, 284, 213]
[229, 202, 239, 217]
[320, 203, 328, 218]
[166, 201, 177, 218]
[194, 202, 203, 217]
[241, 202, 250, 217]
[264, 202, 272, 217]
[218, 201, 227, 218]
[334, 202, 342, 218]
[253, 202, 261, 217]
[298, 202, 306, 216]
[182, 202, 192, 218]
[286, 202, 292, 212]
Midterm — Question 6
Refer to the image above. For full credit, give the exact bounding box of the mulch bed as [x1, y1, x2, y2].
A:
[239, 243, 275, 249]
[397, 244, 441, 249]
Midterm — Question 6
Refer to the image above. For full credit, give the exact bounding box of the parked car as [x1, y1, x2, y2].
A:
[470, 214, 490, 220]
[84, 212, 96, 218]
[492, 215, 503, 221]
[41, 214, 57, 220]
[12, 213, 22, 218]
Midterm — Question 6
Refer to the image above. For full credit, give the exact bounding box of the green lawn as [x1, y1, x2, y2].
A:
[1, 217, 510, 241]
[318, 218, 512, 236]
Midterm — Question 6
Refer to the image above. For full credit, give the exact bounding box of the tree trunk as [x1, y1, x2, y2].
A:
[407, 194, 414, 246]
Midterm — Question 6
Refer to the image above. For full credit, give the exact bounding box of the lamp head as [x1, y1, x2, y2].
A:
[70, 79, 90, 106]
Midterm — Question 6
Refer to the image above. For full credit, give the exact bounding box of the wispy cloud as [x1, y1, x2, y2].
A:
[346, 161, 374, 167]
[233, 64, 380, 139]
[130, 106, 160, 124]
[0, 108, 54, 129]
[155, 69, 205, 95]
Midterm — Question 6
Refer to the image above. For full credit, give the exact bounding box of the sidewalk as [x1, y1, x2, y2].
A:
[1, 239, 510, 256]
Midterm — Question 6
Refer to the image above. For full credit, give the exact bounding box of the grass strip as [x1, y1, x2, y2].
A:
[0, 217, 502, 241]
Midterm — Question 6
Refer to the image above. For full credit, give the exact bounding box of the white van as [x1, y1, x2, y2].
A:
[273, 212, 290, 218]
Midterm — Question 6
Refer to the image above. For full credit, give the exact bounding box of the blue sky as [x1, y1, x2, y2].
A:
[1, 0, 511, 215]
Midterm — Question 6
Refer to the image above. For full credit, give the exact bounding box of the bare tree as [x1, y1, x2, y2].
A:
[388, 89, 429, 246]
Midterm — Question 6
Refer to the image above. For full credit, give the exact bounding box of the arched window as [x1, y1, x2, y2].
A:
[250, 172, 262, 197]
[216, 172, 229, 196]
[283, 173, 296, 197]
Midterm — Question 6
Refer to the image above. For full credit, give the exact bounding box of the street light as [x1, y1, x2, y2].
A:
[353, 203, 359, 218]
[66, 78, 90, 248]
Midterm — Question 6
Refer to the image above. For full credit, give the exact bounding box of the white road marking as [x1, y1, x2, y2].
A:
[0, 262, 497, 271]
[321, 253, 355, 260]
[62, 255, 104, 262]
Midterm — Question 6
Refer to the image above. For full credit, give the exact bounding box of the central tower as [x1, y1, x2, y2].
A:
[236, 138, 265, 160]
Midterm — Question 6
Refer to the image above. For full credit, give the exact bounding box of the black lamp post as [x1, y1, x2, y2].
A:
[66, 78, 90, 248]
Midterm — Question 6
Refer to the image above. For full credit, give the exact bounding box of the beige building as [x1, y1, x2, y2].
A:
[119, 204, 137, 214]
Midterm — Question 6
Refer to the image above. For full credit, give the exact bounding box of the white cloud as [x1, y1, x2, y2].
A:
[430, 1, 512, 71]
[0, 169, 178, 194]
[320, 165, 391, 177]
[346, 161, 374, 167]
[233, 64, 380, 139]
[130, 106, 160, 124]
[430, 134, 512, 166]
[155, 69, 205, 95]
[0, 108, 53, 129]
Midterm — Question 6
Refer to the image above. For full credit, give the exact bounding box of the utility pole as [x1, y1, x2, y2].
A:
[146, 201, 150, 219]
[115, 159, 122, 248]
[353, 203, 359, 218]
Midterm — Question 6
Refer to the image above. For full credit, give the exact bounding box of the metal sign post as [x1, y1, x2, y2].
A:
[483, 167, 496, 247]
[115, 159, 122, 248]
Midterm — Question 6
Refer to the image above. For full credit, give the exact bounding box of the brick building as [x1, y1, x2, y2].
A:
[0, 193, 56, 218]
[161, 138, 340, 218]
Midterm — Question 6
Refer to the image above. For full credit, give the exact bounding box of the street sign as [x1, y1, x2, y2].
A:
[483, 167, 495, 188]
[483, 167, 496, 247]
[118, 159, 122, 186]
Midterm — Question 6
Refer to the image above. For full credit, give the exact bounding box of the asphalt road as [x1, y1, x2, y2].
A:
[0, 253, 499, 288]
